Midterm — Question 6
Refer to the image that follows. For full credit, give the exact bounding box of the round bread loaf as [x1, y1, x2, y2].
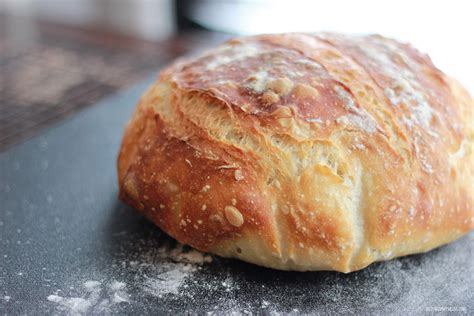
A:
[118, 33, 473, 272]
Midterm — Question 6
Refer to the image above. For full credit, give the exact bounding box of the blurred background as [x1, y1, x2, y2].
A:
[0, 0, 472, 151]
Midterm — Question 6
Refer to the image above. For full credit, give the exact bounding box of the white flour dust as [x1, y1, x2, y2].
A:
[47, 280, 129, 315]
[44, 230, 473, 314]
[143, 263, 196, 297]
[45, 242, 213, 315]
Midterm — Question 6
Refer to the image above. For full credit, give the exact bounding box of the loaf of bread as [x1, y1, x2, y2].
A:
[118, 33, 473, 272]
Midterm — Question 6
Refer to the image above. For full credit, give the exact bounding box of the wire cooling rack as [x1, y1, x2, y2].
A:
[0, 16, 227, 151]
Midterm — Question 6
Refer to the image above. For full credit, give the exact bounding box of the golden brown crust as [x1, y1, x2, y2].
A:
[117, 33, 474, 272]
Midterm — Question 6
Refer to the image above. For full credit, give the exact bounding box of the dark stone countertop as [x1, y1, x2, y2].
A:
[1, 77, 472, 315]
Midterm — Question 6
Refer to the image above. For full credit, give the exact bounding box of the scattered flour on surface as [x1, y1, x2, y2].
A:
[44, 231, 472, 314]
[139, 245, 213, 298]
[143, 263, 196, 297]
[47, 280, 129, 315]
[46, 242, 213, 315]
[47, 295, 92, 315]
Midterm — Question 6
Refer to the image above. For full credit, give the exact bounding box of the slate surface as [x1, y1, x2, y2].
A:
[1, 76, 473, 315]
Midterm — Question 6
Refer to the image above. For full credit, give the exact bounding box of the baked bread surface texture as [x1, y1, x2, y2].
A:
[118, 33, 473, 272]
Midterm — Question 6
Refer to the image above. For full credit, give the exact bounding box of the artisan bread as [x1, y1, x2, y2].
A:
[118, 33, 473, 272]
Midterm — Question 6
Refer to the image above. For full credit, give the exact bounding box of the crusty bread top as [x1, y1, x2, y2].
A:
[118, 33, 473, 272]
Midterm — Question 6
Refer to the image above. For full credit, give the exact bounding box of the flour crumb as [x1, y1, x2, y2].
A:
[109, 281, 126, 291]
[83, 280, 101, 291]
[47, 280, 129, 315]
[144, 263, 196, 297]
[47, 295, 92, 315]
